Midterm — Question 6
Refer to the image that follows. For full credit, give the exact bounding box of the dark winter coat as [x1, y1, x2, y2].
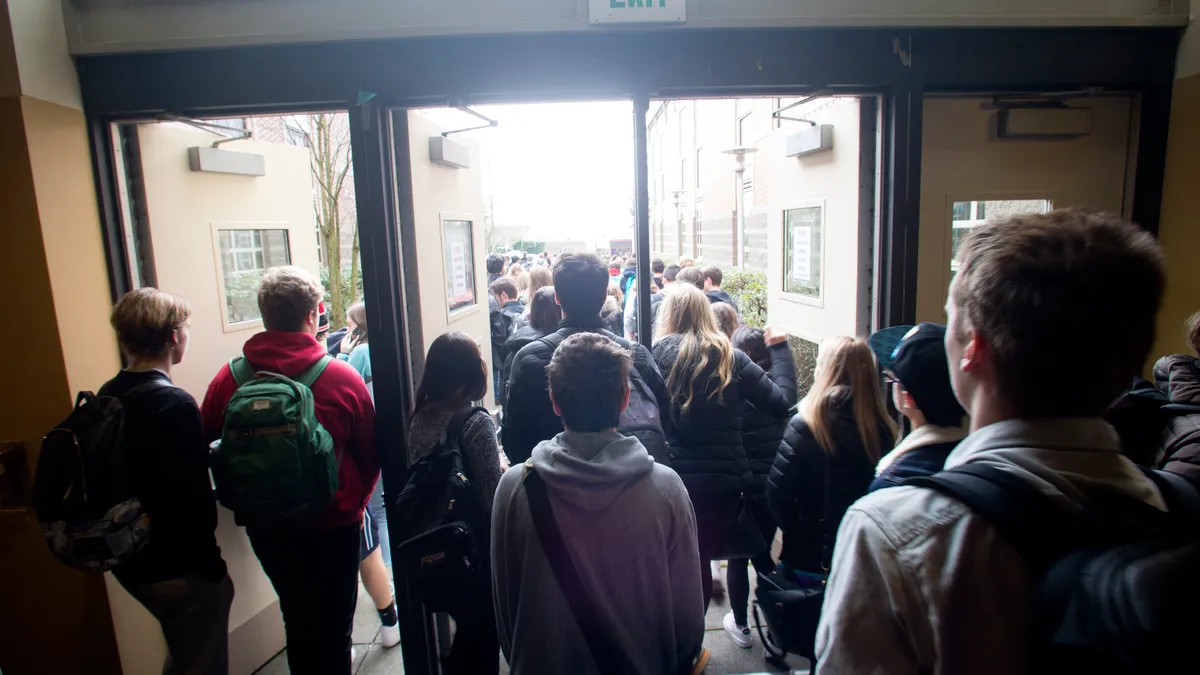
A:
[500, 317, 672, 465]
[1153, 355, 1200, 480]
[601, 297, 624, 337]
[619, 267, 637, 296]
[706, 289, 739, 313]
[490, 299, 526, 367]
[498, 324, 546, 408]
[651, 335, 797, 497]
[767, 388, 892, 573]
[743, 400, 795, 494]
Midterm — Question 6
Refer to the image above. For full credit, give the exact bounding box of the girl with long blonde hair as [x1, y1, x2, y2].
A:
[652, 283, 797, 611]
[766, 337, 897, 588]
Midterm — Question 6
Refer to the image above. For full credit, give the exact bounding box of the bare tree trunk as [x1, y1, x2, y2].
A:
[304, 113, 353, 330]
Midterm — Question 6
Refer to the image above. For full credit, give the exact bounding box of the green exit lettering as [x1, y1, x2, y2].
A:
[610, 0, 667, 7]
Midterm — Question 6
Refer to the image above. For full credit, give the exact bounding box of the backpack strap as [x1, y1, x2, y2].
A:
[523, 466, 628, 675]
[230, 357, 256, 387]
[445, 406, 488, 450]
[905, 464, 1076, 573]
[293, 356, 333, 389]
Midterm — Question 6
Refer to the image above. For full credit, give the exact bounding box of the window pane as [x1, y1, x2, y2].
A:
[783, 206, 823, 299]
[217, 228, 293, 324]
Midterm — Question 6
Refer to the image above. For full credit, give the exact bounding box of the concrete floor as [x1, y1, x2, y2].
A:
[254, 566, 811, 675]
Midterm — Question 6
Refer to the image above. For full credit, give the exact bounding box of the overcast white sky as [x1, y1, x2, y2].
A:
[422, 102, 634, 246]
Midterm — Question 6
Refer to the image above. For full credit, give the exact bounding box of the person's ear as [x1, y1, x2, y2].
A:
[960, 328, 985, 374]
[549, 389, 563, 418]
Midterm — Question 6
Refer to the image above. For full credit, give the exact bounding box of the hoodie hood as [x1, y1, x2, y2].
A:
[707, 289, 735, 306]
[529, 430, 653, 513]
[243, 331, 326, 378]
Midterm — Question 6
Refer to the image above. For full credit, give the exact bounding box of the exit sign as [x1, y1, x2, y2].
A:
[589, 0, 686, 24]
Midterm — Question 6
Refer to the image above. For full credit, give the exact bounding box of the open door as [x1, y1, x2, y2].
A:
[400, 110, 493, 401]
[916, 95, 1135, 323]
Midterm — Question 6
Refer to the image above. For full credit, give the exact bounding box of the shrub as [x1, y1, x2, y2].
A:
[723, 269, 767, 328]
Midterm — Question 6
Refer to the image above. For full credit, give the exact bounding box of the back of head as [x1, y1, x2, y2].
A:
[111, 287, 192, 358]
[490, 276, 518, 302]
[1186, 311, 1200, 356]
[803, 337, 897, 463]
[486, 253, 505, 275]
[656, 283, 734, 413]
[413, 331, 487, 416]
[951, 209, 1164, 418]
[607, 282, 623, 305]
[712, 302, 739, 339]
[258, 266, 323, 332]
[679, 257, 696, 268]
[529, 286, 563, 334]
[652, 258, 665, 274]
[548, 332, 632, 432]
[508, 263, 526, 278]
[527, 265, 552, 298]
[625, 258, 636, 269]
[732, 325, 769, 370]
[347, 301, 368, 343]
[663, 265, 681, 283]
[553, 252, 609, 319]
[701, 265, 723, 288]
[676, 267, 705, 290]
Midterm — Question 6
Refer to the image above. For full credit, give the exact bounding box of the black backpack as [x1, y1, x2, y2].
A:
[33, 382, 169, 571]
[392, 407, 487, 612]
[1106, 377, 1200, 467]
[537, 328, 669, 464]
[908, 463, 1200, 674]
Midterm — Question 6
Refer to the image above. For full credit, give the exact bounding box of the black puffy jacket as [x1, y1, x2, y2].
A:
[1153, 355, 1200, 480]
[744, 401, 794, 494]
[652, 335, 797, 497]
[498, 324, 546, 408]
[767, 388, 892, 573]
[500, 317, 671, 464]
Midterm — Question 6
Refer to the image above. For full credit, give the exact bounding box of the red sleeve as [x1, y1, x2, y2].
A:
[200, 364, 235, 443]
[329, 363, 379, 510]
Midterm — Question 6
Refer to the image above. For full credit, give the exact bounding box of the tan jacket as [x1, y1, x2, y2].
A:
[815, 418, 1166, 675]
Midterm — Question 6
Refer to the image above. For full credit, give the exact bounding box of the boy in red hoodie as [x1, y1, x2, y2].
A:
[201, 266, 378, 675]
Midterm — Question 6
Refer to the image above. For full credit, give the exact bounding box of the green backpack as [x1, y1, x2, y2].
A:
[211, 356, 339, 523]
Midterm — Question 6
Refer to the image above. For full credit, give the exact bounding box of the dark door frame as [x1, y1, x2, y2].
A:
[78, 26, 1181, 675]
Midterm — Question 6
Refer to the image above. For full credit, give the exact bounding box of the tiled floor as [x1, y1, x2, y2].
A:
[254, 567, 811, 675]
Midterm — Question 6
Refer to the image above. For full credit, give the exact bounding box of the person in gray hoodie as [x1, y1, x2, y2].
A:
[491, 333, 706, 675]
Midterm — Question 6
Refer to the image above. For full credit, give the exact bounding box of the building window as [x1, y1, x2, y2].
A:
[783, 206, 823, 300]
[443, 219, 477, 314]
[217, 229, 291, 324]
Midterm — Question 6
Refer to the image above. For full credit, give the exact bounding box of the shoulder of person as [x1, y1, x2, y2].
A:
[847, 484, 978, 553]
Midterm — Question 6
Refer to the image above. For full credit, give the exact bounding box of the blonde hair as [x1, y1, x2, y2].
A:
[508, 263, 525, 278]
[678, 257, 696, 268]
[607, 281, 624, 306]
[528, 265, 552, 300]
[514, 268, 531, 301]
[799, 337, 897, 463]
[111, 287, 192, 357]
[655, 284, 734, 413]
[258, 266, 323, 332]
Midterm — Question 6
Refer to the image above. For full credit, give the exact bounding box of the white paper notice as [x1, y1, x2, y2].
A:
[450, 241, 468, 296]
[791, 224, 812, 283]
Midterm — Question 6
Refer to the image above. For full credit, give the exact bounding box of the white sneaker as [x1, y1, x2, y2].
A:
[379, 622, 401, 648]
[723, 611, 752, 649]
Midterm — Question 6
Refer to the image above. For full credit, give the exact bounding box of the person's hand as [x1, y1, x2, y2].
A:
[764, 325, 788, 347]
[340, 332, 361, 354]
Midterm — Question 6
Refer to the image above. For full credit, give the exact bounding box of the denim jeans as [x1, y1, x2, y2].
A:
[118, 573, 235, 675]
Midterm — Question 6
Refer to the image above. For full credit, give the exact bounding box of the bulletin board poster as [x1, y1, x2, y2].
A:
[444, 220, 476, 313]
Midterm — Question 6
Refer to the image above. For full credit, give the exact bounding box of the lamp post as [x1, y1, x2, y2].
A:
[670, 189, 685, 259]
[723, 146, 758, 269]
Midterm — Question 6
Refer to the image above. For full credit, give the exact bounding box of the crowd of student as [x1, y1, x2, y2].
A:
[88, 206, 1200, 675]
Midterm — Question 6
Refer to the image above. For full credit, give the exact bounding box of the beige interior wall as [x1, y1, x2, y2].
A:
[0, 4, 122, 672]
[107, 122, 322, 675]
[407, 111, 491, 393]
[915, 96, 1133, 324]
[1153, 71, 1200, 361]
[764, 97, 862, 343]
